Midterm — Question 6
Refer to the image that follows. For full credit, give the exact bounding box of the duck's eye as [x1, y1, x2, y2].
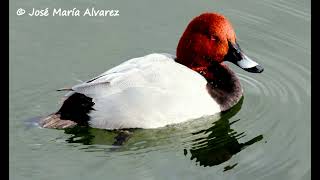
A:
[210, 35, 218, 41]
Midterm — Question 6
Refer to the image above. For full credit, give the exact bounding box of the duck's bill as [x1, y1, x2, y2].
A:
[236, 54, 264, 73]
[224, 41, 264, 73]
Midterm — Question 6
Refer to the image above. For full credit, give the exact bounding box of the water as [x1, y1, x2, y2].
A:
[9, 0, 310, 179]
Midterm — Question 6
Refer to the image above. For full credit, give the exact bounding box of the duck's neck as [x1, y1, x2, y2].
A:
[175, 55, 213, 78]
[176, 57, 243, 111]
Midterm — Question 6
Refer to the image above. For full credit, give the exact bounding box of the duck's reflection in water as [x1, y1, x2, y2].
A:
[64, 126, 96, 145]
[184, 97, 263, 168]
[64, 126, 127, 146]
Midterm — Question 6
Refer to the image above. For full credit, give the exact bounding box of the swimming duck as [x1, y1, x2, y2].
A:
[39, 12, 263, 130]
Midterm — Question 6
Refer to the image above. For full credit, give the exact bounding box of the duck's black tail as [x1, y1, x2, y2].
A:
[39, 93, 95, 129]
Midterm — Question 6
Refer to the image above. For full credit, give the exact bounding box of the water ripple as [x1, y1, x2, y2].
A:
[259, 0, 310, 21]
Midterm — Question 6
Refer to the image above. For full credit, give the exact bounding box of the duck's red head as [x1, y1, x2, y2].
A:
[176, 13, 263, 76]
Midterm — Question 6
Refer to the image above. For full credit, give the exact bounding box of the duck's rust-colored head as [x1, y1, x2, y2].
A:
[176, 12, 263, 78]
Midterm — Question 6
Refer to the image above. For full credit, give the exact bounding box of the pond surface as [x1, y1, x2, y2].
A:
[9, 0, 310, 179]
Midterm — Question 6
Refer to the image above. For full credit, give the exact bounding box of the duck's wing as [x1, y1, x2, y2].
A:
[68, 53, 177, 97]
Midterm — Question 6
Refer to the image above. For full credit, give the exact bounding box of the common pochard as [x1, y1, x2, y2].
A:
[40, 12, 263, 130]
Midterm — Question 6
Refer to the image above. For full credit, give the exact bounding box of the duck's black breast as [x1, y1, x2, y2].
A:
[205, 63, 243, 112]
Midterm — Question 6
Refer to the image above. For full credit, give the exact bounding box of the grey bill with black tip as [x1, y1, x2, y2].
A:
[224, 41, 264, 73]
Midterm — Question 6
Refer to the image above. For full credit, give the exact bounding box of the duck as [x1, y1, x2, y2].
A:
[39, 12, 263, 130]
